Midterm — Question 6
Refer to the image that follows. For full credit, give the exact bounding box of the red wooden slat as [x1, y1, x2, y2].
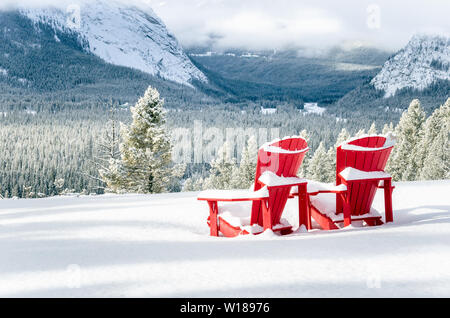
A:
[376, 137, 387, 147]
[363, 182, 379, 215]
[357, 181, 373, 215]
[363, 151, 376, 172]
[371, 151, 382, 171]
[285, 139, 301, 177]
[336, 147, 346, 177]
[292, 139, 308, 177]
[377, 149, 389, 171]
[275, 139, 304, 223]
[270, 139, 293, 223]
[363, 180, 379, 214]
[277, 141, 308, 223]
[348, 181, 360, 215]
[351, 137, 369, 147]
[367, 137, 378, 148]
[252, 138, 283, 225]
[354, 181, 365, 215]
[273, 188, 291, 224]
[345, 150, 357, 170]
[380, 148, 393, 170]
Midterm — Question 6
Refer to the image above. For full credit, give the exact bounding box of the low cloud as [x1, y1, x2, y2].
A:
[1, 0, 449, 51]
[150, 0, 450, 51]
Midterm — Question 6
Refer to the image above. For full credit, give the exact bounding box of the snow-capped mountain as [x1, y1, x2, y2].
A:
[372, 34, 450, 97]
[20, 0, 207, 86]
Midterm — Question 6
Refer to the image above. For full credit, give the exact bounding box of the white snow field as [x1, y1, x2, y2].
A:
[0, 180, 449, 298]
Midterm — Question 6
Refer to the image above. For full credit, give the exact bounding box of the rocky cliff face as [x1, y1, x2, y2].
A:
[20, 0, 207, 86]
[371, 34, 449, 97]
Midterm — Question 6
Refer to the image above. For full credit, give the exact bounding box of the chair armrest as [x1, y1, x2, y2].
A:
[292, 180, 347, 196]
[339, 167, 391, 182]
[198, 187, 269, 202]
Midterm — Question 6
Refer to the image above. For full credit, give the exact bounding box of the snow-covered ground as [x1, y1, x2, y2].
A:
[303, 103, 326, 115]
[0, 180, 449, 298]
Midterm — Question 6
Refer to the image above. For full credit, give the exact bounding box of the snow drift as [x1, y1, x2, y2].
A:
[0, 180, 449, 297]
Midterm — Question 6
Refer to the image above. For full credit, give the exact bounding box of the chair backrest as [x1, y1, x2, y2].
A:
[251, 137, 309, 227]
[336, 136, 394, 216]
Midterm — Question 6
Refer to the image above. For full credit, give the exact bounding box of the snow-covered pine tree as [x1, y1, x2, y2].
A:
[336, 128, 351, 147]
[368, 122, 377, 135]
[381, 122, 396, 174]
[388, 99, 426, 181]
[322, 128, 351, 183]
[203, 142, 239, 190]
[354, 129, 366, 138]
[233, 136, 258, 189]
[325, 146, 336, 183]
[419, 98, 450, 180]
[297, 130, 310, 178]
[97, 102, 122, 191]
[104, 86, 182, 193]
[382, 122, 395, 135]
[420, 127, 450, 180]
[98, 102, 121, 163]
[307, 142, 333, 183]
[182, 175, 205, 192]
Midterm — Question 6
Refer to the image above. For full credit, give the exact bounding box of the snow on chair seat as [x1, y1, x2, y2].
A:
[258, 171, 307, 187]
[198, 187, 270, 202]
[339, 168, 392, 181]
[291, 180, 347, 196]
[211, 201, 293, 236]
[308, 135, 396, 230]
[309, 193, 383, 224]
[198, 136, 310, 237]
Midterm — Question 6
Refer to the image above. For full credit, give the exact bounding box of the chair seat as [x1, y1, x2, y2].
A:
[339, 167, 391, 181]
[198, 187, 269, 202]
[205, 200, 293, 237]
[217, 201, 292, 234]
[259, 171, 307, 187]
[310, 193, 382, 223]
[291, 180, 347, 195]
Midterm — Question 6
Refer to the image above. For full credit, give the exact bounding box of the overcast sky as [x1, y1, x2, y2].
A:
[2, 0, 449, 51]
[149, 0, 450, 51]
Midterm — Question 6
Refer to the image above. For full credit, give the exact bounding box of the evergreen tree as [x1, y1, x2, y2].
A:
[101, 86, 182, 193]
[96, 102, 121, 191]
[420, 128, 450, 180]
[233, 136, 258, 189]
[368, 122, 377, 135]
[382, 122, 395, 135]
[388, 99, 426, 181]
[419, 98, 450, 180]
[97, 102, 121, 162]
[307, 142, 333, 183]
[325, 146, 336, 183]
[324, 128, 351, 183]
[182, 174, 205, 192]
[297, 130, 310, 178]
[355, 129, 366, 138]
[203, 142, 239, 190]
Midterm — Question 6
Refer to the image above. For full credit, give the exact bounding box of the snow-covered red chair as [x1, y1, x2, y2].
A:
[307, 135, 396, 230]
[198, 137, 309, 237]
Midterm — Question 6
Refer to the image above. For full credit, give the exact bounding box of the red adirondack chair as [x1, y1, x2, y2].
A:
[308, 135, 396, 230]
[198, 137, 309, 237]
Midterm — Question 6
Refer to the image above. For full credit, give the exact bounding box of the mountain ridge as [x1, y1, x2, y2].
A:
[19, 0, 207, 86]
[371, 34, 450, 98]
